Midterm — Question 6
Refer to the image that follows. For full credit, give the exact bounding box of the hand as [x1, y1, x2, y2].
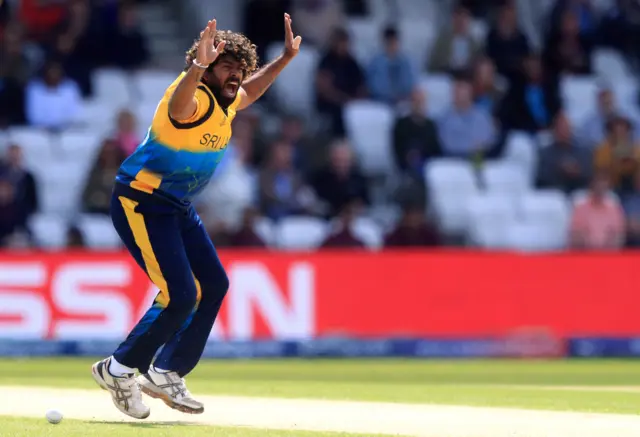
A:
[283, 13, 302, 58]
[196, 19, 226, 67]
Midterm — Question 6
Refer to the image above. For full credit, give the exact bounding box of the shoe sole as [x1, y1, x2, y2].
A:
[139, 379, 204, 415]
[91, 361, 151, 420]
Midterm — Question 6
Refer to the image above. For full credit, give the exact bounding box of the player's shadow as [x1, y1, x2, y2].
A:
[97, 420, 199, 428]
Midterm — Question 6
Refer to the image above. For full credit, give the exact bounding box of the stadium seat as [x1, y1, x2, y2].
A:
[76, 99, 117, 135]
[611, 77, 639, 114]
[593, 49, 633, 81]
[59, 130, 102, 172]
[343, 101, 395, 175]
[133, 101, 160, 139]
[93, 69, 133, 108]
[29, 214, 67, 249]
[347, 19, 381, 64]
[7, 127, 54, 170]
[503, 131, 538, 184]
[366, 204, 402, 232]
[253, 216, 275, 247]
[77, 214, 122, 249]
[517, 190, 570, 249]
[425, 158, 479, 235]
[39, 162, 86, 217]
[482, 161, 531, 204]
[560, 75, 598, 126]
[505, 221, 565, 252]
[132, 70, 176, 102]
[351, 216, 383, 250]
[466, 193, 516, 248]
[571, 189, 620, 205]
[266, 44, 319, 118]
[275, 216, 329, 250]
[399, 21, 436, 72]
[418, 74, 452, 117]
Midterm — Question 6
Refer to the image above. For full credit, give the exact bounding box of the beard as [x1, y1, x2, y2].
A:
[204, 79, 238, 110]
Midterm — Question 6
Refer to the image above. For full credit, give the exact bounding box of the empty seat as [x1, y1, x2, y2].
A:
[593, 48, 632, 80]
[29, 214, 67, 249]
[77, 214, 122, 249]
[93, 69, 133, 108]
[59, 130, 102, 170]
[503, 131, 538, 183]
[344, 101, 395, 175]
[7, 127, 54, 169]
[466, 194, 516, 248]
[351, 216, 383, 250]
[482, 161, 531, 202]
[399, 21, 436, 72]
[39, 162, 86, 217]
[518, 190, 570, 249]
[266, 44, 319, 117]
[347, 19, 381, 64]
[133, 101, 160, 139]
[132, 70, 175, 102]
[366, 204, 402, 232]
[425, 158, 479, 234]
[276, 216, 328, 250]
[76, 99, 117, 135]
[561, 76, 598, 126]
[418, 74, 452, 117]
[505, 222, 565, 252]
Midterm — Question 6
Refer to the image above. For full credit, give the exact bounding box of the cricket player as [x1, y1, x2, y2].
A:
[91, 15, 302, 419]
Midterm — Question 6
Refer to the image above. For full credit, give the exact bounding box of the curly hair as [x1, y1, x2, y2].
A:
[184, 30, 259, 78]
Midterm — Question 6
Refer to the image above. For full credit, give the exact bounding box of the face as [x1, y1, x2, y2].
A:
[561, 11, 579, 35]
[0, 180, 15, 204]
[3, 28, 23, 56]
[453, 81, 472, 109]
[384, 35, 400, 55]
[524, 56, 542, 82]
[554, 114, 572, 142]
[206, 55, 244, 105]
[410, 89, 426, 114]
[452, 9, 470, 34]
[591, 174, 610, 197]
[498, 5, 517, 31]
[281, 117, 303, 142]
[44, 64, 63, 87]
[611, 119, 630, 142]
[330, 143, 353, 174]
[271, 143, 293, 170]
[119, 6, 137, 29]
[403, 208, 424, 229]
[7, 145, 22, 167]
[117, 111, 136, 132]
[598, 90, 614, 113]
[475, 59, 495, 86]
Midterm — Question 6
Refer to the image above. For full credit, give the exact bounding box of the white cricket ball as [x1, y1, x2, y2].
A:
[46, 409, 63, 424]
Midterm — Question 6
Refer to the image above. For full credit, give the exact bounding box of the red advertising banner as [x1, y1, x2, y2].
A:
[0, 250, 638, 340]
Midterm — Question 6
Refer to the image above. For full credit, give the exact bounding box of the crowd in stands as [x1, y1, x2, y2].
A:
[1, 0, 640, 251]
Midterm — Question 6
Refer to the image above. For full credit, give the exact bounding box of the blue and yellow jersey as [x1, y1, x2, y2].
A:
[116, 72, 241, 203]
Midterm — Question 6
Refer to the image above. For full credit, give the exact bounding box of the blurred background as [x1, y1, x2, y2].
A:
[1, 0, 640, 252]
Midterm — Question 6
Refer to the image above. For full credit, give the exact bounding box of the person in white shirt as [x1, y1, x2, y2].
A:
[25, 61, 81, 130]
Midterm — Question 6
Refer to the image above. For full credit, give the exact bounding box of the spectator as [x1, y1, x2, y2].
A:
[428, 5, 483, 74]
[320, 200, 366, 248]
[311, 139, 369, 218]
[437, 75, 497, 158]
[538, 113, 592, 193]
[198, 131, 257, 232]
[293, 0, 345, 48]
[25, 61, 81, 129]
[543, 8, 593, 76]
[279, 114, 327, 175]
[108, 2, 149, 70]
[392, 88, 441, 177]
[498, 54, 561, 134]
[549, 0, 598, 37]
[579, 88, 638, 149]
[259, 141, 315, 220]
[623, 171, 640, 247]
[471, 57, 503, 114]
[315, 28, 367, 135]
[0, 144, 38, 227]
[593, 116, 640, 195]
[65, 225, 86, 248]
[384, 203, 441, 247]
[226, 207, 267, 248]
[114, 110, 140, 156]
[367, 26, 416, 106]
[599, 0, 639, 62]
[569, 172, 625, 250]
[486, 2, 531, 81]
[0, 177, 20, 247]
[81, 138, 126, 215]
[0, 24, 36, 85]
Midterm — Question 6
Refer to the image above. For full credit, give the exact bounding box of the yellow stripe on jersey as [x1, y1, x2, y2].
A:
[130, 169, 162, 194]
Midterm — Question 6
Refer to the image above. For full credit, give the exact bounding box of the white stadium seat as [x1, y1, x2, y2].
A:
[418, 74, 452, 117]
[482, 161, 531, 203]
[344, 101, 395, 175]
[93, 69, 133, 108]
[76, 99, 117, 135]
[466, 193, 516, 248]
[347, 19, 381, 65]
[425, 158, 479, 235]
[132, 70, 176, 103]
[7, 127, 55, 171]
[133, 101, 160, 139]
[593, 49, 632, 81]
[59, 130, 102, 171]
[39, 162, 86, 217]
[560, 75, 598, 127]
[253, 216, 275, 247]
[505, 222, 564, 252]
[351, 216, 383, 250]
[29, 214, 67, 249]
[276, 216, 329, 250]
[517, 190, 570, 250]
[503, 131, 538, 184]
[399, 21, 436, 73]
[77, 214, 122, 249]
[266, 43, 319, 117]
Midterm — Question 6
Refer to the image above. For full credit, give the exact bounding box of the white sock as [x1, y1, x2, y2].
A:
[108, 357, 136, 377]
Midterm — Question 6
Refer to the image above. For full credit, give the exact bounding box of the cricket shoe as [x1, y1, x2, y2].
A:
[91, 357, 151, 419]
[137, 366, 204, 414]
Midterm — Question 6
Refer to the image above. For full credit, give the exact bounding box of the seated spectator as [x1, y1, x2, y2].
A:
[311, 139, 369, 218]
[498, 54, 561, 134]
[367, 26, 416, 106]
[392, 88, 441, 178]
[471, 57, 503, 114]
[259, 141, 316, 220]
[543, 8, 593, 76]
[593, 116, 640, 195]
[315, 28, 367, 135]
[65, 225, 86, 248]
[623, 171, 640, 247]
[25, 61, 81, 130]
[548, 0, 598, 37]
[0, 144, 38, 227]
[81, 138, 126, 214]
[437, 75, 497, 158]
[569, 172, 625, 250]
[321, 200, 366, 248]
[0, 78, 26, 127]
[428, 4, 482, 74]
[486, 2, 531, 81]
[384, 203, 441, 247]
[114, 110, 140, 156]
[293, 0, 345, 48]
[1, 23, 36, 85]
[579, 88, 639, 149]
[279, 114, 328, 175]
[226, 207, 267, 248]
[108, 2, 149, 70]
[538, 113, 592, 193]
[0, 176, 20, 247]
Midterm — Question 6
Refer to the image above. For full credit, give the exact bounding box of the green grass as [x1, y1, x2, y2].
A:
[1, 358, 640, 414]
[0, 416, 385, 437]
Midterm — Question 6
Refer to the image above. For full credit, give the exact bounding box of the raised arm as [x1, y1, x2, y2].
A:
[168, 19, 226, 121]
[237, 13, 302, 111]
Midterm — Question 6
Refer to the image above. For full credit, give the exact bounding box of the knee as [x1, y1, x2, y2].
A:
[166, 287, 199, 317]
[198, 271, 229, 305]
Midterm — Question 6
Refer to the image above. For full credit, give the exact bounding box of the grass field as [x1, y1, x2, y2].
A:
[1, 358, 640, 436]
